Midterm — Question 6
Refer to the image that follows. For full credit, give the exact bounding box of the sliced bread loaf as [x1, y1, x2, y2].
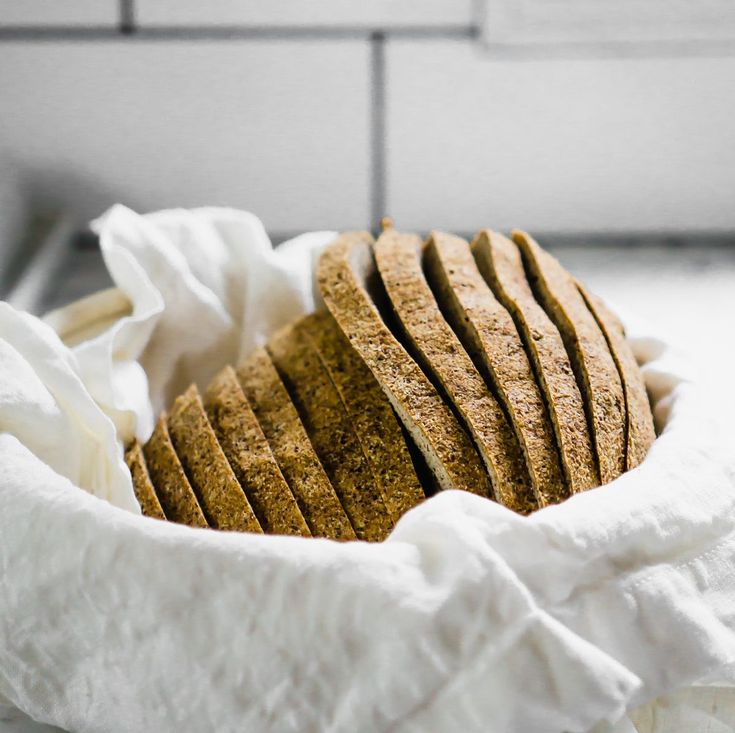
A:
[125, 440, 166, 520]
[204, 366, 310, 537]
[513, 230, 625, 484]
[303, 310, 425, 522]
[576, 284, 656, 470]
[374, 229, 533, 513]
[472, 230, 599, 493]
[317, 231, 491, 498]
[237, 348, 356, 541]
[143, 416, 208, 528]
[267, 319, 394, 541]
[168, 385, 262, 533]
[424, 231, 566, 507]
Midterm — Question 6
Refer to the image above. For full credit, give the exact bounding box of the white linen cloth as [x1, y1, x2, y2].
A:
[0, 204, 734, 733]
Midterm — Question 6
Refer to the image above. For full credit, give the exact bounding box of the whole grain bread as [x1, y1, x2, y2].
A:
[513, 230, 625, 484]
[125, 440, 166, 520]
[168, 385, 262, 533]
[237, 348, 356, 541]
[576, 284, 656, 470]
[472, 230, 599, 493]
[317, 231, 491, 498]
[424, 231, 567, 507]
[374, 229, 533, 512]
[143, 416, 208, 528]
[267, 319, 394, 541]
[303, 309, 425, 522]
[204, 366, 311, 537]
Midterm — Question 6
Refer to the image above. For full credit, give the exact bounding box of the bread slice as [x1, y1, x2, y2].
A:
[317, 231, 491, 499]
[374, 229, 533, 512]
[125, 440, 166, 520]
[302, 310, 425, 522]
[204, 366, 310, 537]
[237, 349, 355, 541]
[267, 320, 393, 542]
[576, 284, 656, 470]
[512, 230, 625, 484]
[424, 231, 566, 507]
[143, 416, 208, 528]
[168, 385, 262, 533]
[472, 230, 599, 493]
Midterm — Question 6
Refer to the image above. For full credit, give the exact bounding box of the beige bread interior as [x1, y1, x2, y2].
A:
[373, 228, 532, 513]
[513, 230, 626, 485]
[423, 231, 566, 507]
[472, 230, 599, 494]
[317, 231, 492, 498]
[204, 366, 310, 537]
[236, 348, 355, 540]
[267, 317, 394, 542]
[302, 310, 425, 523]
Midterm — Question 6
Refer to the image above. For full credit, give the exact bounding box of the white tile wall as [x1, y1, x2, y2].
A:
[1, 28, 735, 237]
[483, 0, 735, 47]
[0, 1, 116, 27]
[0, 41, 371, 232]
[385, 40, 735, 233]
[136, 0, 473, 29]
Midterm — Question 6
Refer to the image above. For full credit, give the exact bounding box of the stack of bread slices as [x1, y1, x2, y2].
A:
[125, 227, 655, 542]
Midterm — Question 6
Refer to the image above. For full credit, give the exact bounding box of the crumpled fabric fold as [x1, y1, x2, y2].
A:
[1, 204, 734, 733]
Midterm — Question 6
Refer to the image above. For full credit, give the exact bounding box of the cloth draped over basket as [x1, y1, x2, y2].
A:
[0, 205, 734, 733]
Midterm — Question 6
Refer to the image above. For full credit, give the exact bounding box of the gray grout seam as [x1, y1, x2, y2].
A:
[0, 25, 476, 42]
[119, 0, 135, 35]
[370, 31, 386, 233]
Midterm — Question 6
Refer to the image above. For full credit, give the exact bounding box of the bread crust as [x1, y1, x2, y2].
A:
[125, 440, 166, 520]
[204, 366, 310, 537]
[512, 230, 625, 484]
[303, 310, 425, 522]
[576, 284, 656, 470]
[425, 231, 566, 507]
[267, 319, 393, 541]
[374, 229, 532, 512]
[317, 231, 491, 498]
[143, 416, 208, 528]
[168, 385, 262, 533]
[473, 230, 599, 493]
[237, 349, 356, 541]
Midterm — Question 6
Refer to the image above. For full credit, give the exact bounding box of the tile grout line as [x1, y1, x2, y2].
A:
[370, 31, 386, 233]
[0, 25, 476, 42]
[119, 0, 135, 34]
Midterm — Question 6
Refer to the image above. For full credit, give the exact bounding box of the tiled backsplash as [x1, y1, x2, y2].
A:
[386, 44, 735, 233]
[1, 1, 735, 240]
[0, 1, 117, 27]
[134, 1, 474, 29]
[0, 41, 371, 232]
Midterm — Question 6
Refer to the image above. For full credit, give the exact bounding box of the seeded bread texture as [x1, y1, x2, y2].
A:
[204, 366, 310, 537]
[125, 440, 166, 520]
[513, 230, 625, 485]
[374, 229, 532, 512]
[267, 320, 393, 541]
[237, 349, 356, 541]
[168, 385, 262, 533]
[143, 416, 208, 528]
[303, 310, 425, 522]
[576, 284, 656, 470]
[424, 231, 567, 507]
[317, 231, 491, 498]
[473, 230, 599, 493]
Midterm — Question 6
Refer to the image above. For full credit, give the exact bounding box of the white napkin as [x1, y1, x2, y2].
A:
[1, 205, 734, 733]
